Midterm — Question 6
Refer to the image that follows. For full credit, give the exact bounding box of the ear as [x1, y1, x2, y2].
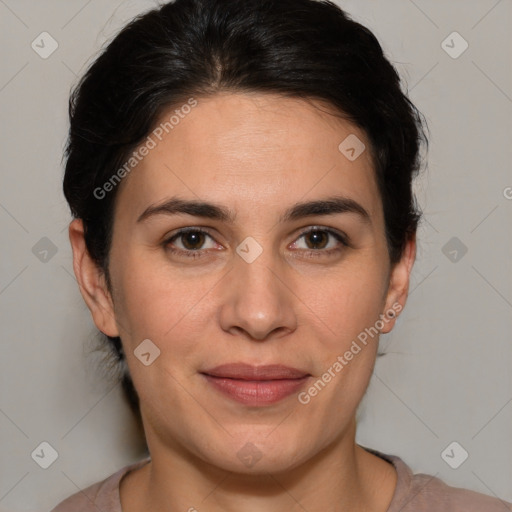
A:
[379, 233, 416, 334]
[68, 218, 120, 338]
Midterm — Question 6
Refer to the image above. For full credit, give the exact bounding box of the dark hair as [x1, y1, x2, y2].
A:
[63, 0, 429, 425]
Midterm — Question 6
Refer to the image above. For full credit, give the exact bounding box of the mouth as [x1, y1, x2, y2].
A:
[200, 363, 311, 406]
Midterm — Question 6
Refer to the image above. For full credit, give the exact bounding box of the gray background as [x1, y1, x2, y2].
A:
[0, 0, 511, 510]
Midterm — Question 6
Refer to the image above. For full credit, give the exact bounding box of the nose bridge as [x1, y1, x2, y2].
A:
[219, 237, 297, 340]
[238, 245, 281, 300]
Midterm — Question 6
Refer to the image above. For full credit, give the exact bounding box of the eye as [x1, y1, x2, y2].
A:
[163, 226, 349, 260]
[290, 227, 349, 258]
[163, 228, 219, 259]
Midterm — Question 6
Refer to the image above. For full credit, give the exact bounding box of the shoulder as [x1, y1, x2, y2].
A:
[362, 445, 512, 512]
[403, 470, 512, 511]
[50, 457, 151, 512]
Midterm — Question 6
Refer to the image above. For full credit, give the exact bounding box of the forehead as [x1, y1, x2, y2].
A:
[115, 92, 382, 224]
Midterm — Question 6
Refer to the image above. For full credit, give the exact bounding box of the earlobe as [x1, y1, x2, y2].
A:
[380, 233, 417, 334]
[68, 219, 120, 338]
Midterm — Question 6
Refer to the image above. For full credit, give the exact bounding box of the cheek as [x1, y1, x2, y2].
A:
[111, 251, 219, 346]
[295, 272, 385, 427]
[112, 245, 388, 349]
[303, 265, 387, 346]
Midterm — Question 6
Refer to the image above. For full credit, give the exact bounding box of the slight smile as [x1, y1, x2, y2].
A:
[200, 363, 312, 406]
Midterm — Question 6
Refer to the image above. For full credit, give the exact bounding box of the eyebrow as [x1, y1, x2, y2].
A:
[137, 195, 371, 225]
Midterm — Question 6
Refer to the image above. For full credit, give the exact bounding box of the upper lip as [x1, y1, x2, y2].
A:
[201, 363, 310, 380]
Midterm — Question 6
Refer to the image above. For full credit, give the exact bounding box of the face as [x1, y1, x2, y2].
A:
[71, 92, 414, 474]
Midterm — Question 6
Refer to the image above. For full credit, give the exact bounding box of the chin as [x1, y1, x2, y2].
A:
[197, 430, 312, 475]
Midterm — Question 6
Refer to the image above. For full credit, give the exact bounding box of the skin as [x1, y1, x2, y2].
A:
[69, 92, 416, 512]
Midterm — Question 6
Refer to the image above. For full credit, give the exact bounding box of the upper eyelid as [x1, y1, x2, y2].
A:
[166, 227, 217, 245]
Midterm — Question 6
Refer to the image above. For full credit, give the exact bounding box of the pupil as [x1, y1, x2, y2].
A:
[308, 230, 327, 249]
[183, 231, 203, 250]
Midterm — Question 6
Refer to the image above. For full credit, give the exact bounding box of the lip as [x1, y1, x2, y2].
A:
[200, 363, 311, 406]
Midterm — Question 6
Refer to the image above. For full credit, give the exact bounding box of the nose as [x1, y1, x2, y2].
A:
[218, 246, 298, 342]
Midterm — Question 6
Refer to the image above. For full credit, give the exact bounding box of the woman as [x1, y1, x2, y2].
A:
[51, 0, 511, 510]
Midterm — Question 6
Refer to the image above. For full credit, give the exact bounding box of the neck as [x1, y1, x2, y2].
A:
[121, 418, 397, 512]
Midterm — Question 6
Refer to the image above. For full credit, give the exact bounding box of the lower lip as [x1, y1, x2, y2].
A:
[202, 374, 310, 406]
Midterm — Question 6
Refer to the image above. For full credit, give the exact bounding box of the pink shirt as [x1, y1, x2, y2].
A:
[50, 447, 512, 511]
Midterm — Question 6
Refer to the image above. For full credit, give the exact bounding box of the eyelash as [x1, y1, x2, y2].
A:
[163, 226, 349, 260]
